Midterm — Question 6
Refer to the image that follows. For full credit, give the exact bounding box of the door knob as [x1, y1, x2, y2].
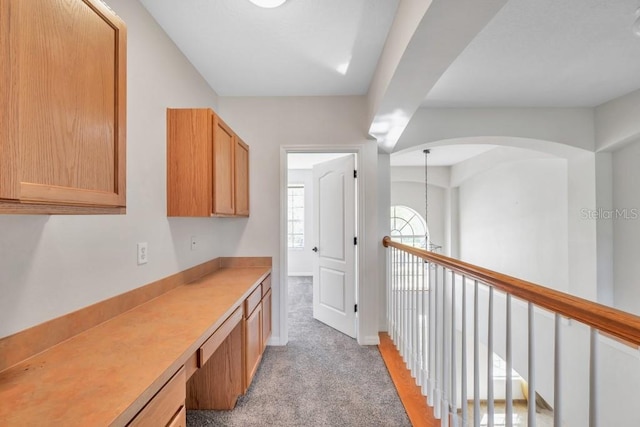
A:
[312, 247, 318, 252]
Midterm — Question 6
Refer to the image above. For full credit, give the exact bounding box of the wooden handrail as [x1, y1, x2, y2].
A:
[383, 236, 640, 347]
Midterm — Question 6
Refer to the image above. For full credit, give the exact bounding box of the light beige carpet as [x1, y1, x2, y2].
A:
[187, 276, 410, 426]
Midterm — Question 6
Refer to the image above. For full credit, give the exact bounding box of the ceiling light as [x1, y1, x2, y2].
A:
[634, 7, 640, 37]
[248, 0, 286, 8]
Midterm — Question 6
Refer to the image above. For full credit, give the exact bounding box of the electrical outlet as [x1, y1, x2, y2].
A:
[137, 242, 148, 265]
[190, 236, 197, 251]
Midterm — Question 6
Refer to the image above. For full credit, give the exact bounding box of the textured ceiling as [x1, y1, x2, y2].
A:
[139, 0, 399, 96]
[423, 0, 640, 108]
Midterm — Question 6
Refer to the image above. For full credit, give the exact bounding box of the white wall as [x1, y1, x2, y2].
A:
[218, 96, 380, 345]
[595, 88, 640, 151]
[0, 0, 231, 338]
[287, 169, 314, 276]
[378, 153, 391, 331]
[457, 157, 569, 291]
[612, 139, 640, 314]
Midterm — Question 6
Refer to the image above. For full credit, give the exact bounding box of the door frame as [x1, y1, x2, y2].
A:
[280, 145, 364, 345]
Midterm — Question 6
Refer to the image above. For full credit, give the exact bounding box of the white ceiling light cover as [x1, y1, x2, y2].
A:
[249, 0, 286, 8]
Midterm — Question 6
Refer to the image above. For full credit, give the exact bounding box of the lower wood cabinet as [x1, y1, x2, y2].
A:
[243, 275, 272, 393]
[186, 307, 243, 410]
[244, 301, 262, 393]
[262, 288, 272, 352]
[128, 367, 186, 427]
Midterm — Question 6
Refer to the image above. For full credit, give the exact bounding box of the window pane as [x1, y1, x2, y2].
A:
[389, 205, 427, 249]
[288, 185, 305, 249]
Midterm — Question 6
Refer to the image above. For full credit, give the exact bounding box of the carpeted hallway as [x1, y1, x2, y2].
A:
[187, 276, 411, 426]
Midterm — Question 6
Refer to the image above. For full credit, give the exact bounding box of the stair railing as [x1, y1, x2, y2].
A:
[383, 236, 640, 427]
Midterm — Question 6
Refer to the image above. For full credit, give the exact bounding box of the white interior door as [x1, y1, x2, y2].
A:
[312, 154, 356, 338]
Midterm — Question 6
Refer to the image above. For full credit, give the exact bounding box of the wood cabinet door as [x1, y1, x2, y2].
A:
[0, 0, 126, 213]
[234, 138, 250, 216]
[244, 304, 262, 392]
[212, 115, 235, 215]
[167, 109, 212, 217]
[262, 289, 272, 351]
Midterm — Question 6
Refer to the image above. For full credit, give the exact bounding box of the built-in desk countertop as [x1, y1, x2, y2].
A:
[0, 264, 271, 426]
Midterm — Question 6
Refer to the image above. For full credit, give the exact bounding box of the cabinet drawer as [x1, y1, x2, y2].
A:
[128, 366, 185, 427]
[199, 306, 242, 368]
[244, 285, 262, 317]
[167, 405, 186, 427]
[261, 274, 271, 297]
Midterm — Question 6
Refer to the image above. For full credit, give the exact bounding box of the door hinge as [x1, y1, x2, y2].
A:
[354, 170, 358, 178]
[354, 237, 358, 245]
[354, 304, 358, 313]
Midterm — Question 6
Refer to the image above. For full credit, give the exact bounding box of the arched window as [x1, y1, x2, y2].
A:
[390, 205, 427, 249]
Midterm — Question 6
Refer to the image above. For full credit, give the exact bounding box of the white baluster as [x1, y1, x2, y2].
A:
[434, 265, 442, 419]
[451, 271, 458, 427]
[474, 281, 480, 427]
[554, 314, 562, 427]
[427, 261, 435, 405]
[589, 328, 599, 427]
[388, 247, 393, 340]
[408, 254, 413, 371]
[506, 294, 513, 427]
[390, 248, 395, 341]
[487, 287, 494, 427]
[415, 256, 420, 382]
[442, 268, 450, 427]
[401, 250, 406, 360]
[461, 276, 468, 426]
[420, 260, 426, 389]
[528, 303, 536, 427]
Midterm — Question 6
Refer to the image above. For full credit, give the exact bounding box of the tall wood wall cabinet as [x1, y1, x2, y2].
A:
[167, 108, 250, 217]
[0, 0, 127, 214]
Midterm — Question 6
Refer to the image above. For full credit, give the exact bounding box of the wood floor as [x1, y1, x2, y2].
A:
[378, 332, 439, 427]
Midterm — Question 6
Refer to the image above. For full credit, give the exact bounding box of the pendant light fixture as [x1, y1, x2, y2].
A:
[424, 149, 430, 250]
[248, 0, 287, 8]
[424, 149, 441, 252]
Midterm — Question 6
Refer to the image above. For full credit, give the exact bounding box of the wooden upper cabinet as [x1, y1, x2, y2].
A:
[167, 108, 250, 217]
[234, 137, 250, 217]
[213, 116, 235, 215]
[0, 0, 127, 214]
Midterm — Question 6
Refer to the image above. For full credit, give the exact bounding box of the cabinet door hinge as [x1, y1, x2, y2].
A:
[354, 304, 358, 313]
[354, 170, 358, 179]
[354, 237, 358, 245]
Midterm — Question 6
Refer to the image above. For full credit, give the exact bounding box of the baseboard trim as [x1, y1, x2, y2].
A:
[359, 335, 381, 346]
[266, 335, 284, 346]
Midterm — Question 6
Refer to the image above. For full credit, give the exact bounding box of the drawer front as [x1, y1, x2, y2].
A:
[261, 274, 272, 297]
[167, 405, 186, 427]
[244, 285, 262, 317]
[128, 366, 186, 427]
[199, 306, 242, 368]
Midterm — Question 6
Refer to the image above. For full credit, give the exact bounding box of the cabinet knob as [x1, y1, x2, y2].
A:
[312, 247, 318, 253]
